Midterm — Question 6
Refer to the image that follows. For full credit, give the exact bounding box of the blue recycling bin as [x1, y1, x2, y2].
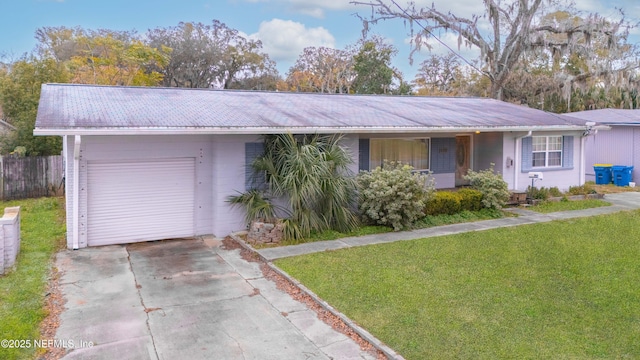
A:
[593, 164, 613, 184]
[612, 165, 634, 186]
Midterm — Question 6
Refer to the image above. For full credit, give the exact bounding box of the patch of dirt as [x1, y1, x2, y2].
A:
[260, 263, 386, 360]
[222, 236, 262, 263]
[38, 263, 66, 360]
[593, 184, 639, 194]
[221, 236, 242, 250]
[240, 247, 262, 263]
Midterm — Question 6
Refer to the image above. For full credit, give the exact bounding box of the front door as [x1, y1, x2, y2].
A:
[455, 135, 471, 186]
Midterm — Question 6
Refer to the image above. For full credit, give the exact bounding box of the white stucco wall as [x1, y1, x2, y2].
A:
[64, 134, 370, 246]
[431, 173, 455, 188]
[63, 130, 588, 248]
[64, 135, 214, 249]
[210, 134, 262, 237]
[503, 131, 585, 192]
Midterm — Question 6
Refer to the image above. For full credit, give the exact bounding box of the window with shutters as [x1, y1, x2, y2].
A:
[522, 135, 573, 172]
[532, 136, 562, 168]
[245, 142, 266, 190]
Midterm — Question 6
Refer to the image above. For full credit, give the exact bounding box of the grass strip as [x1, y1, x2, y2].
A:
[529, 198, 610, 213]
[0, 197, 66, 360]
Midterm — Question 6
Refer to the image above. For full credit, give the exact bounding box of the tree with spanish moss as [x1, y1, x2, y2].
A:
[355, 0, 638, 101]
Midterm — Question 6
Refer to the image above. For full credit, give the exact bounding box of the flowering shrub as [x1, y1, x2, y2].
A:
[357, 162, 435, 231]
[463, 164, 510, 210]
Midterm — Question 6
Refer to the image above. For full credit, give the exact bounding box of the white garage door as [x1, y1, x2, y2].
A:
[87, 158, 196, 246]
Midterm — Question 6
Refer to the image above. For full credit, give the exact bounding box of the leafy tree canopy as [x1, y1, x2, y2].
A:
[147, 20, 278, 89]
[0, 58, 69, 155]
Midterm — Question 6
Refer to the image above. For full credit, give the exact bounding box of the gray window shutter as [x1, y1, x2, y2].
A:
[430, 138, 456, 174]
[562, 136, 573, 168]
[359, 138, 370, 171]
[245, 142, 265, 190]
[521, 137, 533, 172]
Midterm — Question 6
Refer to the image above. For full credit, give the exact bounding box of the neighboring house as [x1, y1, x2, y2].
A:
[562, 109, 640, 183]
[35, 84, 591, 249]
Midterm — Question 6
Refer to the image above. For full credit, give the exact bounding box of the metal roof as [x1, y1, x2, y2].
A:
[562, 109, 640, 126]
[35, 83, 584, 135]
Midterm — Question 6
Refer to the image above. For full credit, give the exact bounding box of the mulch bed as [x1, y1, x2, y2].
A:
[38, 262, 66, 360]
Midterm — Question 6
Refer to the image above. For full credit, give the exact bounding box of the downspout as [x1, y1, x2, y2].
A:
[73, 135, 81, 250]
[580, 122, 600, 186]
[580, 136, 586, 185]
[514, 131, 532, 190]
[62, 135, 68, 246]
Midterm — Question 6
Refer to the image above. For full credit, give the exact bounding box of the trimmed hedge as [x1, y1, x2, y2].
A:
[424, 191, 461, 215]
[424, 188, 484, 216]
[456, 188, 483, 211]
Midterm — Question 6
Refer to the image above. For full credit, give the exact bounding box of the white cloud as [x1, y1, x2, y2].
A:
[250, 19, 336, 64]
[287, 0, 354, 18]
[243, 0, 363, 18]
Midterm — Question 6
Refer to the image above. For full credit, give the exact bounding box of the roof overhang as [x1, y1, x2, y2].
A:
[34, 125, 587, 136]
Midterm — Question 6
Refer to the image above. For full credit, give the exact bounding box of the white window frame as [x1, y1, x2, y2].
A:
[369, 138, 431, 171]
[532, 135, 563, 168]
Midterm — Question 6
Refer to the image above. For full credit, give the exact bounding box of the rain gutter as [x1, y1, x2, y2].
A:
[34, 125, 587, 137]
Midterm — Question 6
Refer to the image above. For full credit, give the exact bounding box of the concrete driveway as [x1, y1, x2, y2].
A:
[54, 237, 375, 360]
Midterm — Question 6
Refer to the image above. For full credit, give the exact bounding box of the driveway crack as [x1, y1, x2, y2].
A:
[126, 246, 161, 360]
[221, 329, 247, 360]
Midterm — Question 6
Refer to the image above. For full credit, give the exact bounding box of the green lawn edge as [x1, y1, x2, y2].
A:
[0, 197, 66, 360]
[275, 210, 640, 359]
[528, 198, 611, 213]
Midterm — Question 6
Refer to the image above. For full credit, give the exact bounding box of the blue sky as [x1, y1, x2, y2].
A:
[1, 0, 638, 80]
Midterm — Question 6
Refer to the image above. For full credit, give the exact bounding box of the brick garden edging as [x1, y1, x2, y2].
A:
[528, 193, 605, 206]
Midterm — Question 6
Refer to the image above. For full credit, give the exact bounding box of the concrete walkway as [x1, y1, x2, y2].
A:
[257, 192, 640, 261]
[54, 238, 377, 360]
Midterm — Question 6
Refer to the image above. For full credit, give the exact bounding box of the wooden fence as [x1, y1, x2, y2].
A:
[0, 155, 64, 200]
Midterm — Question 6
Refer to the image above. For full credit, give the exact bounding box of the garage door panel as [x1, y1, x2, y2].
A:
[87, 158, 196, 246]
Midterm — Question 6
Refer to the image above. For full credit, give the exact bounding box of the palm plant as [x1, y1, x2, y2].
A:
[228, 133, 359, 240]
[226, 189, 276, 225]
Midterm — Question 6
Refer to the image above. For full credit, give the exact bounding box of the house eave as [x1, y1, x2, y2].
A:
[34, 125, 587, 136]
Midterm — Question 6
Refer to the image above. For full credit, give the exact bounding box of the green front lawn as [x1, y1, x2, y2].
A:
[0, 197, 66, 360]
[276, 210, 640, 359]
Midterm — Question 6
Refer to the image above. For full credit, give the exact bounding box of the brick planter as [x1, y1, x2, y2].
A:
[247, 220, 284, 245]
[1, 206, 21, 274]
